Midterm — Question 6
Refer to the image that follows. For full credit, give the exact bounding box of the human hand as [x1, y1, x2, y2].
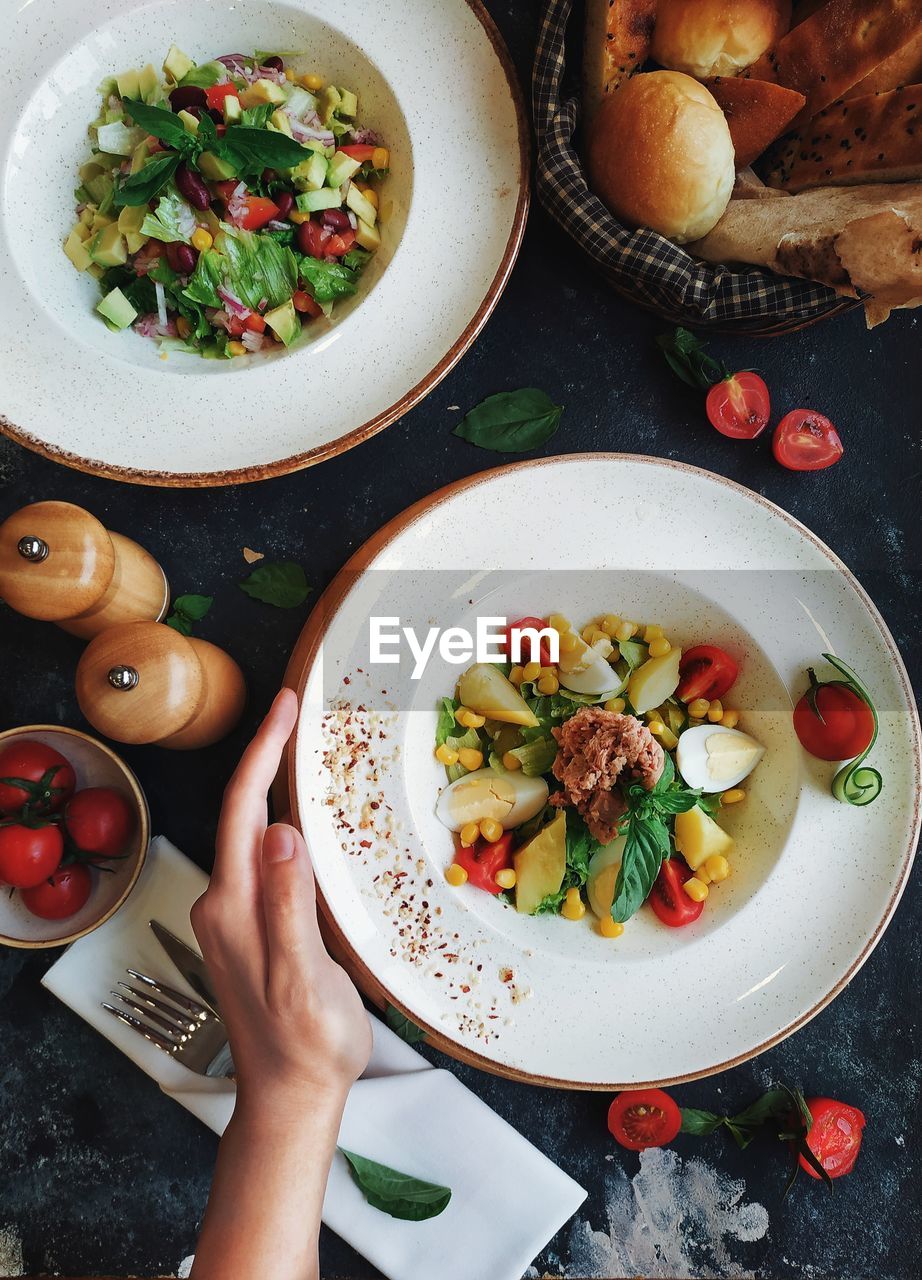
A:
[191, 688, 372, 1119]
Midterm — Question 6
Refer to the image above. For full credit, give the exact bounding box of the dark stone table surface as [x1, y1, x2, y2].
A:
[0, 3, 919, 1277]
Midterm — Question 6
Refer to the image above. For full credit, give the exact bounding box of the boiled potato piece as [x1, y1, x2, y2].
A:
[514, 810, 566, 914]
[458, 663, 539, 727]
[674, 805, 733, 871]
[586, 835, 626, 919]
[628, 647, 682, 715]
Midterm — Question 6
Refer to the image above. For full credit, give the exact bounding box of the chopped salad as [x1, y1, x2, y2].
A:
[434, 612, 765, 934]
[64, 47, 390, 357]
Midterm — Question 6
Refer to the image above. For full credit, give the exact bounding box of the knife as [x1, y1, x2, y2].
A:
[149, 919, 221, 1017]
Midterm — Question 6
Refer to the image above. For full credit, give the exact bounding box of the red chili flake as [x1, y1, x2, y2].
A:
[359, 839, 372, 848]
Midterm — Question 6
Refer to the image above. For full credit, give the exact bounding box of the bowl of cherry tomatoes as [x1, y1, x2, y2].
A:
[0, 726, 149, 948]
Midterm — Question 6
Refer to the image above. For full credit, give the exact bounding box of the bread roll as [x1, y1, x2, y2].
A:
[652, 0, 791, 79]
[588, 71, 735, 242]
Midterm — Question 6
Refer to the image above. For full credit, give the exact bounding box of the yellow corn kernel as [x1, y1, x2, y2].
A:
[372, 146, 390, 170]
[600, 614, 621, 635]
[458, 709, 486, 729]
[559, 630, 580, 653]
[648, 636, 672, 658]
[561, 887, 586, 920]
[191, 228, 213, 252]
[598, 916, 624, 938]
[454, 704, 472, 724]
[479, 818, 504, 843]
[501, 751, 522, 771]
[494, 867, 517, 890]
[445, 863, 468, 886]
[615, 621, 637, 642]
[227, 340, 247, 357]
[361, 187, 379, 209]
[684, 877, 709, 902]
[721, 709, 740, 730]
[176, 316, 191, 339]
[301, 72, 324, 90]
[548, 613, 571, 633]
[458, 747, 483, 772]
[537, 674, 560, 695]
[459, 822, 480, 848]
[509, 665, 524, 686]
[688, 697, 711, 719]
[581, 625, 596, 644]
[721, 788, 745, 805]
[643, 624, 664, 643]
[695, 865, 711, 885]
[522, 660, 541, 683]
[435, 744, 459, 766]
[289, 210, 311, 224]
[708, 700, 724, 723]
[704, 854, 730, 882]
[648, 719, 666, 736]
[604, 697, 626, 714]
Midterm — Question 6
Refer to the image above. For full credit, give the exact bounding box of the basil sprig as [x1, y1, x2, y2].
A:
[453, 388, 563, 453]
[384, 1003, 427, 1045]
[123, 98, 200, 152]
[221, 124, 308, 171]
[609, 754, 701, 924]
[112, 151, 182, 207]
[821, 654, 882, 807]
[339, 1148, 451, 1221]
[656, 327, 731, 391]
[239, 561, 311, 608]
[165, 593, 213, 636]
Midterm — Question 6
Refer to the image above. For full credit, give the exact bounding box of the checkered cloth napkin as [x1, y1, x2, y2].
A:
[532, 0, 848, 330]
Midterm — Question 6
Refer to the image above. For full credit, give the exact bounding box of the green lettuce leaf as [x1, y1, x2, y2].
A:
[140, 188, 197, 243]
[216, 226, 299, 309]
[297, 256, 361, 304]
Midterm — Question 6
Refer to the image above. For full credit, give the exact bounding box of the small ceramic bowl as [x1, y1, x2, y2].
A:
[0, 726, 149, 949]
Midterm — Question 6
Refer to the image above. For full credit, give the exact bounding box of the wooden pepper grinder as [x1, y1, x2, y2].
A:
[75, 621, 247, 750]
[0, 501, 169, 640]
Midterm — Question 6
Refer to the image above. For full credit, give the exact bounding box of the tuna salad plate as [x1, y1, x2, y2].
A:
[0, 0, 528, 484]
[288, 455, 920, 1089]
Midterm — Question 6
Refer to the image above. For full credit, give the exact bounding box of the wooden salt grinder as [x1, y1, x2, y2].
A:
[0, 501, 169, 640]
[75, 621, 247, 750]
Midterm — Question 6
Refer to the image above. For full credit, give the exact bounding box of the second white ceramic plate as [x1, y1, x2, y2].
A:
[0, 0, 527, 484]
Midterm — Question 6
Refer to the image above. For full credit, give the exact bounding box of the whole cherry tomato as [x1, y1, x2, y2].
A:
[648, 857, 704, 928]
[797, 1098, 865, 1179]
[0, 741, 76, 817]
[676, 645, 739, 704]
[793, 671, 875, 761]
[64, 788, 135, 859]
[706, 372, 771, 439]
[20, 865, 93, 921]
[773, 410, 843, 471]
[608, 1088, 683, 1151]
[0, 823, 64, 889]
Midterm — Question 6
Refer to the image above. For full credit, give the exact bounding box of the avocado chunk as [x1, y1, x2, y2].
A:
[270, 108, 293, 137]
[129, 139, 151, 174]
[177, 109, 199, 136]
[336, 87, 358, 118]
[97, 287, 138, 330]
[63, 229, 93, 271]
[240, 80, 287, 106]
[163, 45, 194, 84]
[223, 93, 242, 123]
[198, 150, 237, 180]
[85, 172, 114, 205]
[291, 151, 328, 190]
[263, 299, 300, 346]
[345, 183, 377, 227]
[354, 217, 380, 252]
[513, 811, 567, 915]
[295, 186, 342, 213]
[117, 205, 149, 253]
[89, 223, 128, 268]
[317, 84, 341, 125]
[116, 68, 141, 99]
[138, 63, 159, 103]
[325, 150, 361, 188]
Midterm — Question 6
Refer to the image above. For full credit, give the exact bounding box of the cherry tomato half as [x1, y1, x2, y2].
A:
[501, 617, 553, 668]
[608, 1088, 682, 1151]
[64, 788, 134, 859]
[0, 741, 76, 817]
[298, 217, 332, 258]
[797, 1097, 865, 1179]
[454, 831, 515, 895]
[772, 410, 843, 472]
[0, 823, 64, 889]
[237, 196, 281, 231]
[204, 83, 239, 111]
[793, 675, 875, 762]
[648, 857, 704, 928]
[676, 645, 739, 704]
[706, 372, 771, 440]
[20, 865, 92, 921]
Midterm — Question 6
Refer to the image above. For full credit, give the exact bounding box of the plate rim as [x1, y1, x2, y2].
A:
[0, 0, 530, 489]
[284, 453, 921, 1089]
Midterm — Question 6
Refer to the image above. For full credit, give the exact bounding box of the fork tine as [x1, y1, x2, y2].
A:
[113, 989, 194, 1041]
[102, 1002, 178, 1055]
[126, 969, 211, 1019]
[118, 982, 199, 1033]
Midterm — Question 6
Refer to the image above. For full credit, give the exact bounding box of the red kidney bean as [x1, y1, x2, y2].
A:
[262, 55, 284, 70]
[320, 207, 351, 232]
[165, 242, 198, 274]
[169, 85, 207, 112]
[273, 191, 294, 219]
[176, 162, 211, 211]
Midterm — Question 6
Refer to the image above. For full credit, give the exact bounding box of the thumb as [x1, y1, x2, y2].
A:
[261, 823, 324, 967]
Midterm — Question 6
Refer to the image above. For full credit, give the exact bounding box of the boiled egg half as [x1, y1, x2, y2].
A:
[676, 724, 765, 793]
[558, 634, 624, 697]
[435, 767, 549, 832]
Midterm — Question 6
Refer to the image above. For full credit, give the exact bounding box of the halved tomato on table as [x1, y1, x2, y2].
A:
[773, 410, 843, 472]
[676, 645, 738, 703]
[706, 372, 770, 439]
[608, 1088, 683, 1151]
[797, 1097, 865, 1179]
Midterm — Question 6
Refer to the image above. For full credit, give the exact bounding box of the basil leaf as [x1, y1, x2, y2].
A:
[222, 124, 308, 170]
[384, 1003, 427, 1045]
[123, 98, 197, 153]
[241, 103, 274, 129]
[610, 813, 669, 924]
[680, 1108, 726, 1136]
[195, 111, 219, 154]
[656, 327, 730, 391]
[339, 1149, 451, 1221]
[112, 152, 181, 207]
[453, 389, 563, 453]
[239, 561, 311, 608]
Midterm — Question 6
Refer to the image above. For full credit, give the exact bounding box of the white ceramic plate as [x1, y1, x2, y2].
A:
[290, 456, 920, 1088]
[0, 0, 527, 485]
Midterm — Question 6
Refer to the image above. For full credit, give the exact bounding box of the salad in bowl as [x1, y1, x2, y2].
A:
[434, 611, 765, 935]
[64, 46, 390, 357]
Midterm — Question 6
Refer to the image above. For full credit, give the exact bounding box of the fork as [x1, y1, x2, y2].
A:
[103, 968, 234, 1078]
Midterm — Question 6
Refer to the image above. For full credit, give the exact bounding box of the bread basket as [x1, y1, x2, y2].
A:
[532, 0, 860, 334]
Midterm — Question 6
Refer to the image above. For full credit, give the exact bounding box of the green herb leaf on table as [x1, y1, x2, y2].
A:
[453, 389, 563, 453]
[239, 561, 311, 609]
[338, 1149, 451, 1221]
[112, 152, 182, 207]
[165, 593, 214, 636]
[384, 1003, 427, 1046]
[656, 327, 730, 392]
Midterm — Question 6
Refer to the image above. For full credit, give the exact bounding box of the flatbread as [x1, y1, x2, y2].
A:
[706, 76, 806, 168]
[845, 28, 922, 98]
[583, 0, 658, 122]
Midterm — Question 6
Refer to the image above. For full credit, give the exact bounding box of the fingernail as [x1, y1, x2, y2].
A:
[264, 825, 297, 863]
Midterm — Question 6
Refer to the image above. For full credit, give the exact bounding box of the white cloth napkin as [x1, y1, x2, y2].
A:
[42, 836, 586, 1280]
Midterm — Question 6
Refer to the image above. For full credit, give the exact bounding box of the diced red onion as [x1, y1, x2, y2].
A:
[241, 330, 267, 352]
[266, 219, 289, 230]
[217, 285, 251, 318]
[347, 210, 357, 230]
[350, 127, 381, 146]
[134, 313, 177, 339]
